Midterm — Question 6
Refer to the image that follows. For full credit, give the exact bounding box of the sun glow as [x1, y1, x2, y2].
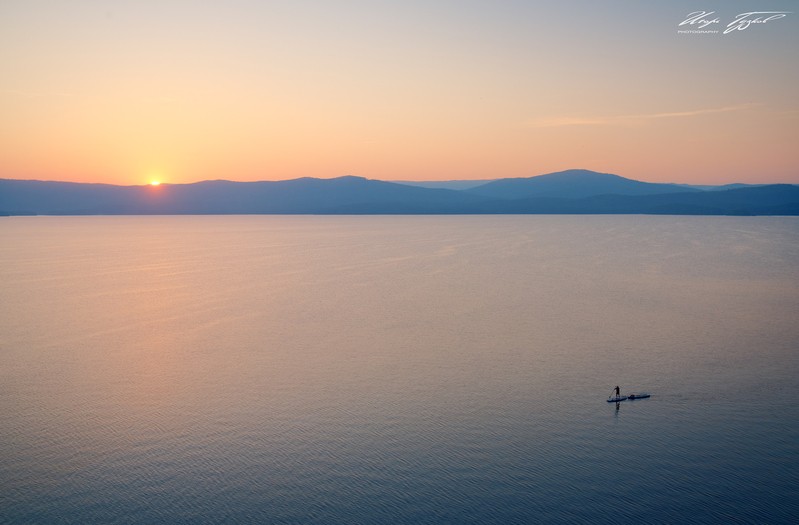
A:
[149, 180, 161, 186]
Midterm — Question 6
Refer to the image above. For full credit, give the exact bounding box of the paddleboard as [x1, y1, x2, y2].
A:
[627, 393, 651, 400]
[607, 396, 628, 402]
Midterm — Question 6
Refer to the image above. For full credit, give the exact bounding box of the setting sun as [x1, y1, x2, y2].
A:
[149, 180, 161, 186]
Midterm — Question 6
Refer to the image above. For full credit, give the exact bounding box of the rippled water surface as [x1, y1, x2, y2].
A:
[2, 215, 798, 524]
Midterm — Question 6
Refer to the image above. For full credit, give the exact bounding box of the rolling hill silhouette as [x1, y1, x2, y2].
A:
[1, 171, 797, 216]
[466, 169, 698, 199]
[0, 176, 484, 215]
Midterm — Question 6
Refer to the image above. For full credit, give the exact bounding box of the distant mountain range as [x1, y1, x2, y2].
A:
[2, 169, 797, 216]
[464, 169, 700, 199]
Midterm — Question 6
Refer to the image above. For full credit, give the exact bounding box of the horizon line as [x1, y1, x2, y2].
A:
[1, 170, 795, 188]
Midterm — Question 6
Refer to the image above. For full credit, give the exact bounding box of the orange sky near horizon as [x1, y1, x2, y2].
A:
[1, 1, 797, 186]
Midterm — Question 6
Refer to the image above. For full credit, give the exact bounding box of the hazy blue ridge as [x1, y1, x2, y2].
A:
[1, 171, 797, 216]
[390, 180, 495, 190]
[677, 183, 757, 191]
[0, 176, 483, 215]
[478, 184, 799, 215]
[465, 169, 701, 199]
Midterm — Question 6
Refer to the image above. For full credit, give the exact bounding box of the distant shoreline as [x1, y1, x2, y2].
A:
[2, 170, 797, 216]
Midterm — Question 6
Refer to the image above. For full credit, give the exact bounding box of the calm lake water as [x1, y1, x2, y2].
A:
[1, 215, 798, 524]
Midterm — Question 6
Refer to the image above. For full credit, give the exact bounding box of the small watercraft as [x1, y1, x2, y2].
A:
[627, 393, 651, 400]
[607, 395, 628, 402]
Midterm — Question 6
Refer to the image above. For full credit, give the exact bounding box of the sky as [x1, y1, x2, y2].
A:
[1, 0, 797, 185]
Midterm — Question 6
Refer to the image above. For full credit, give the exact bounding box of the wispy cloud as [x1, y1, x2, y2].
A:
[527, 103, 759, 128]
